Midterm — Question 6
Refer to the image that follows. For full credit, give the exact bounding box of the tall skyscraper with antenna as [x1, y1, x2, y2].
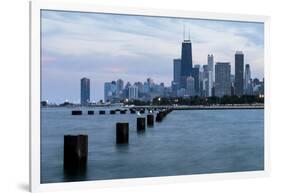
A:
[180, 25, 193, 89]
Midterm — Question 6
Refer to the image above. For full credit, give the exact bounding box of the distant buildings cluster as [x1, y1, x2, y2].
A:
[104, 78, 170, 103]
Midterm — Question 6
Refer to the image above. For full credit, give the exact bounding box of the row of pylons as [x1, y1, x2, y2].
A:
[71, 108, 166, 115]
[64, 108, 173, 173]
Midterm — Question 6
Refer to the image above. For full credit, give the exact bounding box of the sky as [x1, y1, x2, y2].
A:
[41, 10, 264, 104]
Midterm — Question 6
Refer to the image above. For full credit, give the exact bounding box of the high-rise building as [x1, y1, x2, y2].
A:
[180, 36, 193, 89]
[171, 81, 180, 97]
[192, 67, 199, 95]
[147, 78, 154, 88]
[194, 64, 205, 96]
[104, 82, 112, 102]
[186, 76, 195, 96]
[123, 82, 131, 99]
[253, 78, 260, 87]
[143, 82, 150, 94]
[125, 82, 131, 89]
[203, 65, 209, 96]
[80, 77, 90, 105]
[207, 54, 214, 94]
[103, 81, 117, 102]
[173, 58, 181, 84]
[215, 62, 231, 97]
[252, 78, 264, 96]
[202, 65, 213, 97]
[128, 85, 138, 99]
[202, 78, 207, 97]
[116, 79, 124, 97]
[134, 82, 144, 98]
[244, 64, 253, 95]
[235, 51, 244, 96]
[230, 74, 235, 96]
[208, 54, 214, 71]
[206, 71, 213, 97]
[111, 81, 117, 97]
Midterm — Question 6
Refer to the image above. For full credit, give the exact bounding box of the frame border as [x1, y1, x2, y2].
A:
[30, 1, 271, 192]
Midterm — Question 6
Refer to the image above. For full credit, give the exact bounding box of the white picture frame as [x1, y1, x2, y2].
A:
[30, 1, 271, 192]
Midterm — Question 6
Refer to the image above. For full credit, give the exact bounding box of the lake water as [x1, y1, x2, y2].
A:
[41, 107, 264, 183]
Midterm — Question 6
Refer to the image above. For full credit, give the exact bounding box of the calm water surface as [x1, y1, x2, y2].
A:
[41, 108, 264, 183]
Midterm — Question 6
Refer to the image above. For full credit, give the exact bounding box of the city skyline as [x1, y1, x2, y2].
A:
[41, 10, 264, 103]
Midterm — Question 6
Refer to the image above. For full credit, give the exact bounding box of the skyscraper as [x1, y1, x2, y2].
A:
[128, 85, 138, 99]
[110, 81, 117, 98]
[235, 51, 244, 96]
[116, 79, 124, 97]
[134, 82, 144, 98]
[173, 58, 181, 84]
[194, 64, 205, 96]
[206, 71, 213, 97]
[202, 65, 213, 97]
[104, 82, 112, 102]
[80, 77, 90, 105]
[208, 54, 214, 71]
[180, 36, 193, 89]
[186, 76, 195, 96]
[171, 81, 179, 97]
[207, 54, 214, 95]
[191, 67, 199, 95]
[104, 81, 117, 102]
[215, 62, 231, 97]
[147, 78, 154, 88]
[244, 64, 253, 95]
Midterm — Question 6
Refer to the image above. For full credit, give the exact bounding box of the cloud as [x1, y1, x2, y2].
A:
[41, 55, 57, 65]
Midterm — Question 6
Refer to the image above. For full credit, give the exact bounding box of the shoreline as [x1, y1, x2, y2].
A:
[41, 104, 264, 110]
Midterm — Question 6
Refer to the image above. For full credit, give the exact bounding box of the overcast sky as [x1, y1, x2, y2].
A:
[41, 10, 264, 103]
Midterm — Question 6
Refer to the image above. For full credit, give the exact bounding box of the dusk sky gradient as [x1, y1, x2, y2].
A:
[41, 10, 264, 103]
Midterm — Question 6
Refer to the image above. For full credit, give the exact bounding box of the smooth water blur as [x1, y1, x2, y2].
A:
[41, 108, 264, 183]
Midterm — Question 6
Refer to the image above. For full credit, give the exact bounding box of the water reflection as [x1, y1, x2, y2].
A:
[63, 167, 88, 182]
[115, 144, 130, 153]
